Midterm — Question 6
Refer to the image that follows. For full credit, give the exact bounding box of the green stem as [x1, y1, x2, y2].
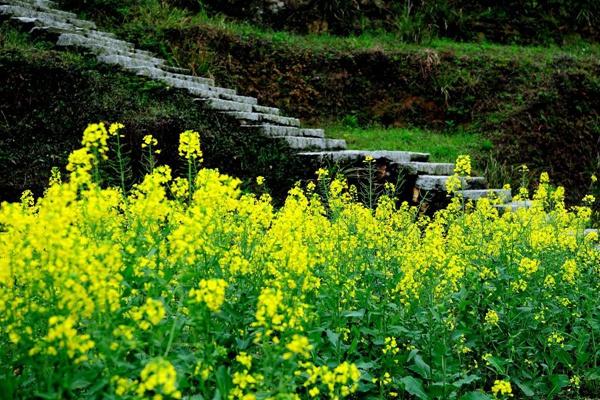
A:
[116, 134, 126, 194]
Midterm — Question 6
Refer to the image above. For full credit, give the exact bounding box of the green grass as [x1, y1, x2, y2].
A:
[196, 16, 600, 62]
[97, 0, 600, 62]
[67, 0, 600, 68]
[324, 123, 492, 164]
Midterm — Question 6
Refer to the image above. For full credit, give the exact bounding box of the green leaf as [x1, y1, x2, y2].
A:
[409, 354, 431, 379]
[460, 391, 493, 400]
[214, 366, 230, 398]
[69, 377, 91, 390]
[585, 367, 600, 381]
[453, 374, 480, 388]
[342, 309, 365, 318]
[548, 374, 569, 396]
[485, 356, 505, 374]
[514, 378, 535, 397]
[325, 329, 340, 348]
[401, 376, 429, 400]
[356, 361, 376, 370]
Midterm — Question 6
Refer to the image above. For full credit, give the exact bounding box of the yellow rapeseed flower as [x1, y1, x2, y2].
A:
[454, 155, 472, 176]
[178, 130, 202, 161]
[484, 310, 499, 326]
[189, 279, 227, 312]
[491, 379, 512, 397]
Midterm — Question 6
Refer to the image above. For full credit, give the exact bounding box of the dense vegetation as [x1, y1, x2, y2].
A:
[0, 25, 304, 202]
[1, 125, 599, 399]
[57, 0, 600, 206]
[170, 0, 600, 45]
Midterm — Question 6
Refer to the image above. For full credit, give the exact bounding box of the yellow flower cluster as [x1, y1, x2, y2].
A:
[284, 334, 313, 359]
[383, 336, 400, 355]
[454, 154, 472, 176]
[178, 130, 203, 161]
[518, 257, 540, 275]
[485, 310, 499, 326]
[128, 298, 166, 330]
[547, 332, 565, 347]
[142, 134, 158, 148]
[30, 316, 95, 364]
[1, 124, 598, 399]
[137, 358, 182, 399]
[189, 278, 228, 312]
[491, 379, 512, 397]
[302, 361, 360, 399]
[561, 259, 579, 284]
[82, 122, 110, 159]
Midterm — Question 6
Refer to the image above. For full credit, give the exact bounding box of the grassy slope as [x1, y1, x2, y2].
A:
[70, 1, 600, 64]
[54, 2, 551, 162]
[44, 2, 600, 205]
[0, 24, 302, 202]
[323, 123, 491, 164]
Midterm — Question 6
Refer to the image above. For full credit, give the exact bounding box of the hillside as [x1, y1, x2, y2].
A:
[55, 0, 600, 205]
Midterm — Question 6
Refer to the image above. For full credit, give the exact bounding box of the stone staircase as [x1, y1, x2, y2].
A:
[0, 0, 526, 210]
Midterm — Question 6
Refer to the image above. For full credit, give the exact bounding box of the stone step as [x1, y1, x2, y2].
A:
[198, 98, 251, 113]
[3, 0, 58, 8]
[1, 2, 73, 18]
[9, 15, 81, 35]
[200, 99, 280, 115]
[0, 4, 95, 29]
[457, 189, 512, 202]
[494, 200, 533, 212]
[98, 53, 162, 69]
[415, 175, 487, 191]
[5, 0, 73, 18]
[242, 124, 324, 138]
[193, 93, 258, 106]
[161, 64, 191, 74]
[79, 29, 120, 42]
[56, 32, 131, 53]
[297, 150, 429, 163]
[56, 34, 167, 67]
[154, 76, 234, 96]
[133, 66, 214, 86]
[222, 111, 300, 127]
[57, 33, 153, 57]
[218, 92, 258, 105]
[252, 104, 280, 115]
[394, 162, 454, 175]
[280, 137, 346, 150]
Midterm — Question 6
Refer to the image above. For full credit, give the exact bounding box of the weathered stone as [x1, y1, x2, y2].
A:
[298, 150, 429, 163]
[279, 137, 346, 150]
[416, 175, 487, 191]
[395, 161, 454, 175]
[457, 189, 512, 202]
[0, 4, 95, 29]
[242, 124, 324, 138]
[221, 111, 300, 127]
[252, 104, 280, 115]
[494, 200, 533, 212]
[199, 98, 254, 113]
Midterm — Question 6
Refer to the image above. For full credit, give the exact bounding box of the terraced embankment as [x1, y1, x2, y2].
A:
[54, 0, 599, 206]
[1, 0, 526, 212]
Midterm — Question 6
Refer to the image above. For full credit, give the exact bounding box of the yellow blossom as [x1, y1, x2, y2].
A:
[491, 379, 512, 397]
[189, 279, 228, 312]
[178, 130, 202, 161]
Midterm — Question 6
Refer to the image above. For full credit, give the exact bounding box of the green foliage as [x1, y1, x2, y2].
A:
[0, 133, 599, 398]
[176, 0, 600, 45]
[324, 123, 491, 165]
[0, 25, 299, 203]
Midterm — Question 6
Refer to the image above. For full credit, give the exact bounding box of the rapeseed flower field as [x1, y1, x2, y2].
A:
[0, 123, 599, 399]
